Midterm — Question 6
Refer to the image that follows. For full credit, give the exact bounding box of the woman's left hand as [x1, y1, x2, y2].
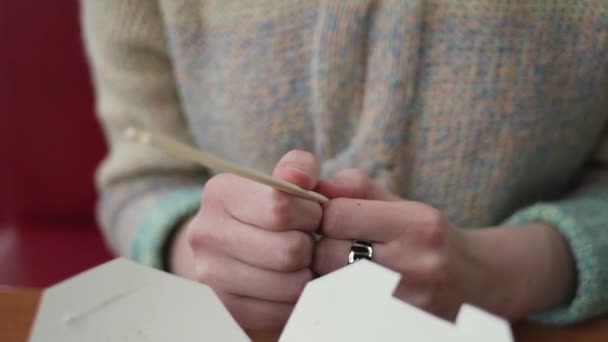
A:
[312, 169, 576, 321]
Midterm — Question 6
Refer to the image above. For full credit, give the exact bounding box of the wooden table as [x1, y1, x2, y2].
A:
[1, 288, 607, 342]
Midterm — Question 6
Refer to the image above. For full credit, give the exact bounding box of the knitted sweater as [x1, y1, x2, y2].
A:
[82, 0, 608, 324]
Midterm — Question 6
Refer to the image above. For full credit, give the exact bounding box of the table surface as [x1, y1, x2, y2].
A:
[1, 288, 607, 342]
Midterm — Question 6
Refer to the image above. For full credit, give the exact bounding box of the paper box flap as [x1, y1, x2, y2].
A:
[29, 258, 250, 342]
[30, 258, 513, 341]
[280, 260, 513, 342]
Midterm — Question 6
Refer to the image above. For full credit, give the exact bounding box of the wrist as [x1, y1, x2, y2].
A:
[467, 223, 576, 320]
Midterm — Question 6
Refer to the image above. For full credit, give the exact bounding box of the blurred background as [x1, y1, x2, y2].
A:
[0, 1, 113, 287]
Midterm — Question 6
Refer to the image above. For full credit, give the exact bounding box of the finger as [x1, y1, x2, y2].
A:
[312, 238, 389, 276]
[272, 149, 320, 190]
[195, 252, 313, 304]
[312, 238, 450, 317]
[315, 169, 401, 200]
[217, 292, 293, 330]
[189, 216, 314, 272]
[321, 198, 444, 242]
[312, 236, 440, 276]
[204, 173, 322, 232]
[321, 198, 405, 241]
[393, 282, 457, 320]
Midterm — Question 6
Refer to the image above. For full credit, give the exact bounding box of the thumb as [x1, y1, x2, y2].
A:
[315, 169, 401, 201]
[272, 150, 320, 190]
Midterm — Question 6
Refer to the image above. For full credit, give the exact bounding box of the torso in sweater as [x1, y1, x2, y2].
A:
[157, 0, 608, 227]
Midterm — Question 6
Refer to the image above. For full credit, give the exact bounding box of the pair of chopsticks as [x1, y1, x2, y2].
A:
[124, 127, 328, 204]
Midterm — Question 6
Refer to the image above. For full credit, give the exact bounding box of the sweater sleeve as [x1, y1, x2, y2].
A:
[81, 0, 207, 269]
[503, 128, 608, 325]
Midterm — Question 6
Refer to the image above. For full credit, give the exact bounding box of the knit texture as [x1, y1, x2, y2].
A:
[82, 0, 608, 324]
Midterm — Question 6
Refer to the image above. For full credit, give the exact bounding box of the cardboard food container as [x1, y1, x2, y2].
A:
[29, 258, 513, 341]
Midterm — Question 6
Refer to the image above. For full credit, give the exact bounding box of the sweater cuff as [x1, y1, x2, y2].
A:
[129, 186, 201, 269]
[503, 201, 605, 325]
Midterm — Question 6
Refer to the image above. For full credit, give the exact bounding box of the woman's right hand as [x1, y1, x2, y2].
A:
[182, 150, 322, 329]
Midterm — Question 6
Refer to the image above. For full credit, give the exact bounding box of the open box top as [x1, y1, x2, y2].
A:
[30, 258, 512, 341]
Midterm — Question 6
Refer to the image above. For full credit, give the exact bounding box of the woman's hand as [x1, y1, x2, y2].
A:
[178, 150, 322, 329]
[313, 169, 576, 321]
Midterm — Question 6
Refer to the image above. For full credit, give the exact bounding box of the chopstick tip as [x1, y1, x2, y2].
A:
[124, 127, 151, 144]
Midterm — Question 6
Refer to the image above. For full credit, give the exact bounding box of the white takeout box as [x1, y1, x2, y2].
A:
[29, 258, 513, 341]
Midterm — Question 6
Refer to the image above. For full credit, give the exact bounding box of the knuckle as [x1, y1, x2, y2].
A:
[187, 215, 222, 249]
[340, 168, 370, 193]
[189, 227, 217, 249]
[200, 176, 231, 210]
[321, 199, 346, 236]
[415, 294, 435, 313]
[186, 225, 200, 248]
[195, 261, 217, 286]
[422, 224, 445, 249]
[203, 174, 229, 195]
[277, 233, 313, 271]
[424, 255, 449, 288]
[184, 219, 199, 246]
[411, 206, 446, 248]
[266, 192, 292, 230]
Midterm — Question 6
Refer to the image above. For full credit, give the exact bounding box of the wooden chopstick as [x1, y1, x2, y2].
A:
[124, 127, 328, 204]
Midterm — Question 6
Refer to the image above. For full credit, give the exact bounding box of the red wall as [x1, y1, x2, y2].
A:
[0, 1, 105, 225]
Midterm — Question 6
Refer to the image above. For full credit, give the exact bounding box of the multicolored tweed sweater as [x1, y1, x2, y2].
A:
[82, 0, 608, 324]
